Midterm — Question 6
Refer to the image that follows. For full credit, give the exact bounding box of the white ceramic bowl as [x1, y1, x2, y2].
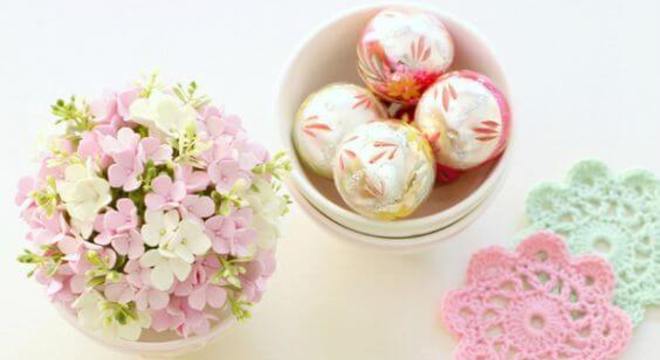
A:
[57, 304, 234, 358]
[277, 3, 513, 244]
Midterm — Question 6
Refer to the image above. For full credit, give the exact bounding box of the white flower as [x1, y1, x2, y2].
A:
[72, 290, 151, 341]
[141, 209, 180, 247]
[139, 249, 192, 291]
[162, 218, 211, 263]
[244, 178, 287, 249]
[140, 210, 211, 290]
[57, 162, 111, 223]
[129, 90, 197, 139]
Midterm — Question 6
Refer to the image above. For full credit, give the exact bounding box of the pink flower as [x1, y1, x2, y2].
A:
[201, 106, 242, 138]
[68, 245, 116, 276]
[145, 175, 187, 210]
[181, 195, 215, 219]
[90, 88, 138, 135]
[104, 278, 137, 305]
[15, 176, 35, 206]
[35, 263, 81, 305]
[105, 198, 138, 233]
[205, 208, 256, 257]
[235, 139, 269, 171]
[138, 137, 172, 164]
[208, 158, 249, 193]
[440, 231, 632, 360]
[175, 165, 210, 192]
[92, 199, 144, 258]
[174, 258, 227, 311]
[101, 128, 172, 191]
[37, 156, 66, 181]
[101, 128, 144, 191]
[78, 131, 112, 168]
[111, 229, 144, 259]
[26, 210, 69, 246]
[240, 250, 276, 303]
[151, 296, 215, 337]
[57, 234, 84, 256]
[118, 260, 170, 311]
[94, 198, 142, 258]
[112, 260, 170, 311]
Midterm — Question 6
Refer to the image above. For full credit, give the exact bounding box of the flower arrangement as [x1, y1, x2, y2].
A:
[15, 74, 291, 341]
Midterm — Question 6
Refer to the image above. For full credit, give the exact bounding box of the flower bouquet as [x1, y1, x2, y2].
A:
[15, 74, 291, 346]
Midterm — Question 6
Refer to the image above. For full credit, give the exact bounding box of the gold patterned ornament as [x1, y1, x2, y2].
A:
[332, 120, 436, 220]
[293, 83, 387, 178]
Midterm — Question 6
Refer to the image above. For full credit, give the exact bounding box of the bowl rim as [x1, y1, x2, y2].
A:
[56, 302, 236, 354]
[287, 164, 506, 250]
[276, 1, 514, 238]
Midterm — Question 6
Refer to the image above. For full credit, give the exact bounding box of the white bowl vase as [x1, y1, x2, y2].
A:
[57, 303, 235, 358]
[276, 3, 514, 249]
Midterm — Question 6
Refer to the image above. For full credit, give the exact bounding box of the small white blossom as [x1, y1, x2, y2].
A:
[244, 178, 287, 249]
[57, 162, 111, 230]
[72, 290, 150, 341]
[140, 210, 211, 290]
[141, 209, 180, 247]
[129, 90, 197, 139]
[139, 249, 192, 291]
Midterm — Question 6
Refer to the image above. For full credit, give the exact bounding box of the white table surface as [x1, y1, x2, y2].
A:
[1, 0, 659, 358]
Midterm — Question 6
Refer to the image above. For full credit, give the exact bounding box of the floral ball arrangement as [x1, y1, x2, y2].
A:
[15, 74, 291, 341]
[292, 7, 511, 220]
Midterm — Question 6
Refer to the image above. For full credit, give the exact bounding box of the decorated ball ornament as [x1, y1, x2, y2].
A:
[413, 70, 511, 171]
[293, 83, 387, 178]
[357, 8, 454, 105]
[332, 120, 436, 220]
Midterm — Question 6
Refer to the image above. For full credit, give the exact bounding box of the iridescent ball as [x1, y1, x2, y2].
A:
[333, 120, 436, 220]
[413, 70, 511, 171]
[293, 83, 387, 178]
[357, 8, 454, 105]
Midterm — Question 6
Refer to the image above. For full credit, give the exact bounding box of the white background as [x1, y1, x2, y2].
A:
[1, 0, 659, 358]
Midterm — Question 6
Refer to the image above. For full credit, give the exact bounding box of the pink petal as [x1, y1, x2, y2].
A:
[145, 193, 165, 210]
[148, 289, 170, 310]
[107, 164, 130, 188]
[116, 198, 136, 214]
[57, 236, 79, 255]
[206, 286, 227, 308]
[204, 216, 223, 231]
[113, 149, 137, 169]
[47, 279, 63, 296]
[134, 291, 148, 311]
[152, 175, 173, 195]
[15, 176, 35, 205]
[104, 210, 125, 230]
[171, 181, 187, 202]
[116, 89, 138, 118]
[188, 196, 215, 218]
[140, 137, 160, 155]
[205, 115, 223, 137]
[78, 133, 101, 159]
[188, 171, 210, 192]
[70, 274, 86, 294]
[94, 232, 112, 246]
[111, 235, 129, 255]
[151, 310, 174, 332]
[127, 237, 144, 259]
[188, 287, 207, 310]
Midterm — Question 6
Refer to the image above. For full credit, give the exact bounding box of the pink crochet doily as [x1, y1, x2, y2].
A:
[441, 231, 632, 360]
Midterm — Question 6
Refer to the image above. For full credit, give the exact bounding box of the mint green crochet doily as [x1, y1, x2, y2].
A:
[525, 160, 660, 326]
